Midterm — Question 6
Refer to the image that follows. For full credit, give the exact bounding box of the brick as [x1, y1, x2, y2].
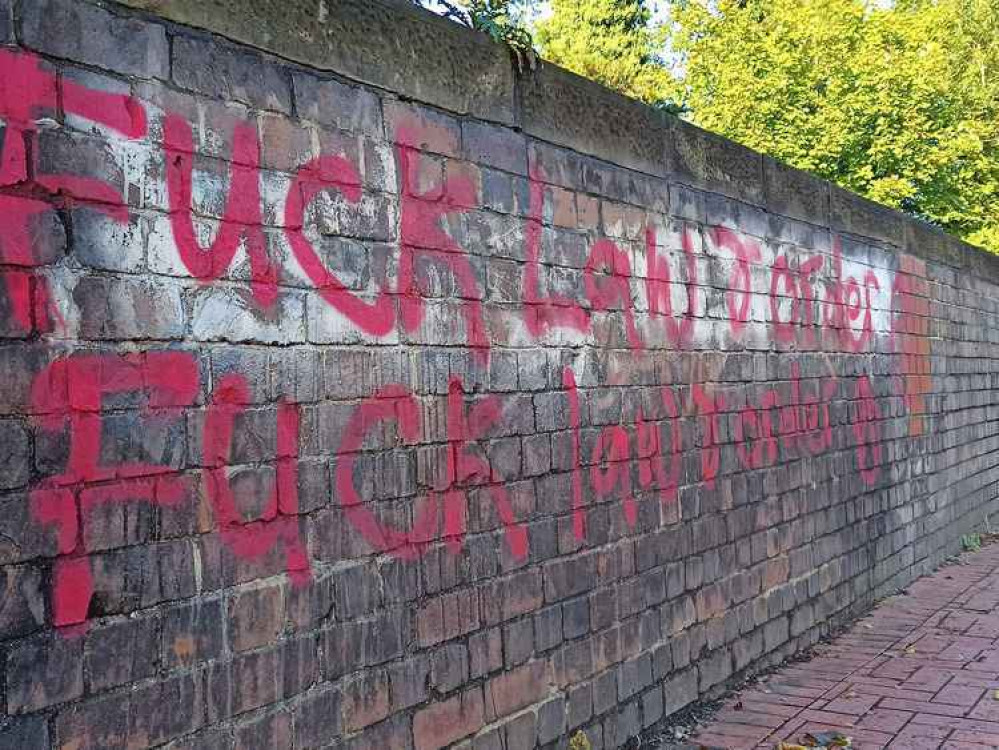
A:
[662, 668, 698, 716]
[172, 35, 293, 112]
[293, 72, 382, 136]
[538, 696, 567, 745]
[484, 660, 549, 720]
[161, 598, 225, 669]
[469, 627, 504, 679]
[503, 617, 535, 667]
[618, 654, 653, 701]
[6, 633, 83, 712]
[72, 209, 144, 273]
[73, 275, 186, 341]
[0, 563, 46, 639]
[235, 710, 292, 750]
[481, 568, 544, 625]
[388, 655, 431, 711]
[431, 642, 470, 694]
[568, 682, 594, 730]
[413, 687, 485, 750]
[384, 100, 461, 158]
[23, 0, 168, 79]
[294, 686, 342, 749]
[0, 716, 48, 750]
[84, 616, 159, 692]
[417, 589, 481, 646]
[462, 121, 528, 176]
[227, 581, 285, 652]
[0, 0, 10, 43]
[0, 421, 31, 490]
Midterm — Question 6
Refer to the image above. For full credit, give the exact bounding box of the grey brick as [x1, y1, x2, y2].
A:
[292, 72, 382, 136]
[172, 35, 292, 112]
[23, 0, 168, 79]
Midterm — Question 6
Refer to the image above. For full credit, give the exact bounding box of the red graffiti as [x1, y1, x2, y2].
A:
[635, 390, 683, 507]
[735, 393, 778, 470]
[770, 252, 823, 345]
[570, 372, 684, 536]
[202, 375, 311, 584]
[164, 114, 277, 307]
[335, 376, 527, 560]
[523, 167, 590, 338]
[692, 385, 725, 489]
[712, 227, 761, 336]
[285, 155, 395, 336]
[733, 363, 838, 472]
[29, 351, 199, 630]
[397, 130, 489, 362]
[0, 50, 146, 333]
[891, 255, 931, 437]
[823, 238, 879, 352]
[591, 425, 637, 526]
[853, 375, 882, 486]
[794, 363, 838, 455]
[646, 227, 697, 348]
[585, 239, 642, 349]
[564, 367, 586, 542]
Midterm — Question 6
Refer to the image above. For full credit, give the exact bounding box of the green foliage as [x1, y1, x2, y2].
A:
[962, 533, 983, 552]
[534, 0, 677, 109]
[568, 731, 592, 750]
[668, 0, 999, 250]
[415, 0, 537, 71]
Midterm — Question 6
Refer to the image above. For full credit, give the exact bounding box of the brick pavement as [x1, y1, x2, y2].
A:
[687, 543, 999, 749]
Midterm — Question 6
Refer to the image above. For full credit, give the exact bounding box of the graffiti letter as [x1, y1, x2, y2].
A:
[585, 239, 642, 349]
[522, 167, 590, 338]
[397, 129, 488, 362]
[203, 375, 311, 583]
[285, 155, 395, 335]
[164, 114, 277, 307]
[712, 227, 761, 336]
[853, 375, 882, 486]
[645, 226, 697, 348]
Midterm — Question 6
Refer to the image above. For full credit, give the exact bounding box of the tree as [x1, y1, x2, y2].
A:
[534, 0, 676, 109]
[668, 0, 999, 250]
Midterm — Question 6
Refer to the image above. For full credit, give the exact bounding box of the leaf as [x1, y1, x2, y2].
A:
[803, 731, 852, 748]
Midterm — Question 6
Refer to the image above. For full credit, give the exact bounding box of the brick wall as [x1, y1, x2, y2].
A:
[2, 0, 998, 748]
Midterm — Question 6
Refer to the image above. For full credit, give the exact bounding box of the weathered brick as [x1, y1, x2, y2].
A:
[293, 72, 382, 137]
[462, 121, 528, 176]
[23, 0, 168, 79]
[73, 275, 186, 341]
[0, 0, 11, 43]
[413, 687, 485, 750]
[6, 632, 83, 712]
[161, 598, 225, 669]
[227, 581, 286, 652]
[484, 660, 549, 720]
[294, 686, 342, 750]
[172, 35, 292, 112]
[0, 715, 48, 750]
[84, 615, 159, 692]
[235, 710, 292, 750]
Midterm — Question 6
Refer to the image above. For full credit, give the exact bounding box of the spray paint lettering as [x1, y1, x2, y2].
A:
[0, 47, 916, 637]
[0, 50, 146, 334]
